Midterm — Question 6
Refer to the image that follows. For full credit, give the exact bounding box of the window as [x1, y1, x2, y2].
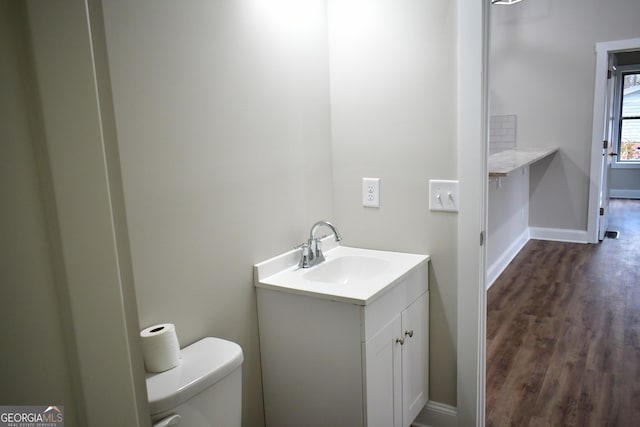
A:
[613, 66, 640, 166]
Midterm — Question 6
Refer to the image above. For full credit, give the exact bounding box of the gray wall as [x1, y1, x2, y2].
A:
[0, 2, 81, 424]
[101, 1, 334, 425]
[12, 0, 151, 425]
[490, 0, 640, 231]
[4, 1, 460, 423]
[328, 0, 458, 406]
[102, 0, 459, 418]
[611, 168, 640, 198]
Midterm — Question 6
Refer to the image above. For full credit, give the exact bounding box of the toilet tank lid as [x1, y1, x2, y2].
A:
[146, 337, 244, 415]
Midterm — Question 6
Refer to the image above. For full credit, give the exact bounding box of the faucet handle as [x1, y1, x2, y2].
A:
[297, 242, 311, 268]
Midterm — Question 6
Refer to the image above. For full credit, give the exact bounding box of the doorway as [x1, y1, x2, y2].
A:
[588, 38, 640, 243]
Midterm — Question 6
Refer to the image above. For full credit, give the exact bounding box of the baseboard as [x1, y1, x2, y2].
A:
[610, 189, 640, 199]
[412, 401, 457, 427]
[529, 227, 589, 244]
[486, 228, 530, 290]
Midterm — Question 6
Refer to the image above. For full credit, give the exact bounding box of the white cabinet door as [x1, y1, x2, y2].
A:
[401, 291, 429, 426]
[364, 314, 402, 427]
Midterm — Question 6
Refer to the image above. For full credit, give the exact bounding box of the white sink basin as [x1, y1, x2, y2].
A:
[254, 245, 429, 305]
[303, 256, 391, 285]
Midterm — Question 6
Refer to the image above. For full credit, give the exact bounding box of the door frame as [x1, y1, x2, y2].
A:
[588, 37, 640, 243]
[26, 1, 150, 425]
[457, 0, 489, 425]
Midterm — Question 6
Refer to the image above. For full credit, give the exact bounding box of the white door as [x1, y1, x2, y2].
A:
[598, 53, 618, 240]
[401, 292, 429, 427]
[364, 314, 402, 427]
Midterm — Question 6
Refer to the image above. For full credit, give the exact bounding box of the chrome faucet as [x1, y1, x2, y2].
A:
[298, 221, 342, 268]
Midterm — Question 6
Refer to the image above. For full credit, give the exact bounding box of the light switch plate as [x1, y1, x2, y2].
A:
[429, 179, 459, 212]
[362, 177, 380, 208]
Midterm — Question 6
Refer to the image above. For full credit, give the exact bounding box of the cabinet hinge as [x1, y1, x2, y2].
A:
[603, 140, 609, 150]
[607, 69, 612, 79]
[480, 231, 485, 246]
[600, 207, 605, 216]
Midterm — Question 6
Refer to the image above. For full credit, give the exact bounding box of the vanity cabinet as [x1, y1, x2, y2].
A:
[365, 291, 429, 427]
[255, 258, 429, 427]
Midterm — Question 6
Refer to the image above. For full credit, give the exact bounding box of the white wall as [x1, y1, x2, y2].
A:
[487, 171, 529, 288]
[0, 3, 81, 423]
[490, 0, 640, 232]
[328, 0, 458, 407]
[101, 1, 334, 424]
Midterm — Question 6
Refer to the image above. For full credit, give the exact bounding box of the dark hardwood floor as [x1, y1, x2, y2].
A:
[486, 199, 640, 427]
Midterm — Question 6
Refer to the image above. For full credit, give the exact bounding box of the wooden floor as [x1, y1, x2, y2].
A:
[486, 199, 640, 427]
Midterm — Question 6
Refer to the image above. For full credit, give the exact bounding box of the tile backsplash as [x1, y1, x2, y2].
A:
[489, 114, 516, 154]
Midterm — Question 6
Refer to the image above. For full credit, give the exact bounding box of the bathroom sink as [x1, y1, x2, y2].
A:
[254, 244, 429, 305]
[303, 255, 390, 285]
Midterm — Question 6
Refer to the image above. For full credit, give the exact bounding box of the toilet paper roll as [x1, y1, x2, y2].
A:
[140, 323, 181, 373]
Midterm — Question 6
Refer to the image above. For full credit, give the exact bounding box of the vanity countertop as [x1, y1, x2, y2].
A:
[254, 245, 429, 305]
[489, 147, 558, 177]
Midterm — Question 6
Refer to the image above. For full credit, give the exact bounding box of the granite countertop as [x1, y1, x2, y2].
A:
[488, 147, 558, 177]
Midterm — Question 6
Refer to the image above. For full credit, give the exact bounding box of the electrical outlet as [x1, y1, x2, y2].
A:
[362, 177, 380, 208]
[429, 179, 459, 212]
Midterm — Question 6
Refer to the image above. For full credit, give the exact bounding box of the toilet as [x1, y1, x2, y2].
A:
[146, 337, 243, 427]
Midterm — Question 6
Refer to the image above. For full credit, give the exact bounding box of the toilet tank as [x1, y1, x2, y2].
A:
[146, 337, 243, 427]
